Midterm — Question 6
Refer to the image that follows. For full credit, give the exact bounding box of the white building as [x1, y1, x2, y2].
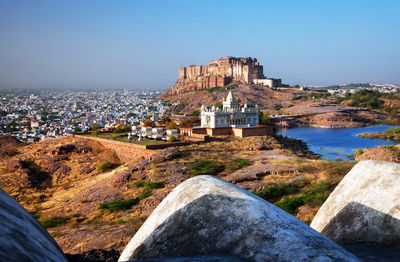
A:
[201, 91, 259, 128]
[253, 78, 282, 87]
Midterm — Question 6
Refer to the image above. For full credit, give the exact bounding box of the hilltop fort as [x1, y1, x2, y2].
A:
[167, 56, 282, 95]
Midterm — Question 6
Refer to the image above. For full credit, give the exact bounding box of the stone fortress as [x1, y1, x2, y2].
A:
[169, 56, 282, 94]
[200, 90, 259, 128]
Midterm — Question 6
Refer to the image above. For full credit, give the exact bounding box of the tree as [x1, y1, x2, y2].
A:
[259, 111, 271, 125]
[159, 115, 171, 124]
[215, 102, 223, 110]
[190, 110, 200, 116]
[91, 123, 100, 131]
[180, 116, 200, 127]
[143, 120, 154, 127]
[114, 123, 129, 133]
[166, 120, 178, 130]
[74, 126, 82, 133]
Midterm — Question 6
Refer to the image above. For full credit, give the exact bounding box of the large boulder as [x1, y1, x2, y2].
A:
[119, 175, 359, 262]
[311, 160, 400, 248]
[0, 188, 67, 262]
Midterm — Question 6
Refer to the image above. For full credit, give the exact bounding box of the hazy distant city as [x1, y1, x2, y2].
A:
[0, 89, 164, 142]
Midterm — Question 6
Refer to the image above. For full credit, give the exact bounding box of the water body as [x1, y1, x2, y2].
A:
[276, 125, 398, 160]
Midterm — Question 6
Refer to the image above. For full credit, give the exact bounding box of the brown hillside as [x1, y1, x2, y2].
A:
[0, 135, 358, 255]
[159, 84, 305, 114]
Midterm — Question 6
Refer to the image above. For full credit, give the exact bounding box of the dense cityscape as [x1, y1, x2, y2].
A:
[0, 89, 165, 142]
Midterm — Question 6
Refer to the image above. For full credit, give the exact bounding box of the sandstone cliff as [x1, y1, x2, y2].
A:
[167, 57, 264, 95]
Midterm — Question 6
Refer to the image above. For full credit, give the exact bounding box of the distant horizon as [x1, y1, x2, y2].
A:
[1, 81, 399, 93]
[1, 0, 399, 90]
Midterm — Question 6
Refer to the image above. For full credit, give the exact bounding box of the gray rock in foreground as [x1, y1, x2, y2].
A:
[119, 175, 359, 262]
[0, 188, 67, 262]
[133, 255, 245, 262]
[311, 160, 400, 248]
[343, 244, 400, 262]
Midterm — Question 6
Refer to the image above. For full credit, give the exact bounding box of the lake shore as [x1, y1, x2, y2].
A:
[277, 125, 398, 160]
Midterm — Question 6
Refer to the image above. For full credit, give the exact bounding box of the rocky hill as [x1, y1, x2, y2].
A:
[0, 134, 357, 257]
[3, 134, 400, 261]
[159, 84, 304, 115]
[4, 161, 400, 261]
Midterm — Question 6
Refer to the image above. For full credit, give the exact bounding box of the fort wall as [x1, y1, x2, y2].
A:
[170, 56, 265, 94]
[233, 125, 274, 137]
[77, 136, 161, 163]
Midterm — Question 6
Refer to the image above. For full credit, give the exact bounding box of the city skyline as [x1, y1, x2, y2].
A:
[0, 0, 399, 90]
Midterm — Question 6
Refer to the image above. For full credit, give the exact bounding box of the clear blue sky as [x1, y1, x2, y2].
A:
[0, 0, 399, 90]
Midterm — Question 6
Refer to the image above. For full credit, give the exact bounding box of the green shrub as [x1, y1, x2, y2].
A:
[259, 111, 272, 125]
[275, 196, 304, 214]
[302, 192, 329, 207]
[98, 198, 139, 212]
[39, 216, 70, 229]
[132, 181, 144, 187]
[302, 181, 331, 195]
[133, 181, 164, 190]
[323, 161, 355, 178]
[38, 214, 81, 229]
[97, 161, 117, 172]
[168, 135, 176, 142]
[232, 158, 252, 168]
[336, 89, 384, 109]
[137, 191, 152, 200]
[387, 127, 400, 134]
[271, 182, 332, 214]
[190, 110, 200, 116]
[255, 184, 297, 201]
[189, 159, 223, 176]
[355, 148, 363, 155]
[144, 182, 164, 190]
[226, 158, 253, 171]
[215, 102, 223, 110]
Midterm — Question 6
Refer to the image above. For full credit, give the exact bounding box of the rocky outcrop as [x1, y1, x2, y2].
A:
[149, 148, 181, 163]
[0, 135, 20, 159]
[354, 146, 400, 163]
[6, 159, 51, 188]
[119, 175, 359, 262]
[0, 188, 67, 262]
[311, 160, 400, 248]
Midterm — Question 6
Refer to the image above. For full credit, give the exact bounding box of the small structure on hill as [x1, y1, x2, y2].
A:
[180, 91, 273, 139]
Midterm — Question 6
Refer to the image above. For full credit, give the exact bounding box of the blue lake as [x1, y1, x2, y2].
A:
[276, 125, 398, 160]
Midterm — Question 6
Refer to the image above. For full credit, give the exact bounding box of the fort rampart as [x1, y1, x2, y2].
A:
[77, 136, 161, 163]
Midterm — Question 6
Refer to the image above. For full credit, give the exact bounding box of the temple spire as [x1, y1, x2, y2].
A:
[226, 90, 234, 102]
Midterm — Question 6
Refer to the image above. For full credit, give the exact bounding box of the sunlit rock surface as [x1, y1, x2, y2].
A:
[119, 175, 358, 262]
[0, 188, 67, 262]
[311, 160, 400, 248]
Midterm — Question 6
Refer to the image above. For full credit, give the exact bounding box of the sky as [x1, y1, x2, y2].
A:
[0, 0, 399, 90]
